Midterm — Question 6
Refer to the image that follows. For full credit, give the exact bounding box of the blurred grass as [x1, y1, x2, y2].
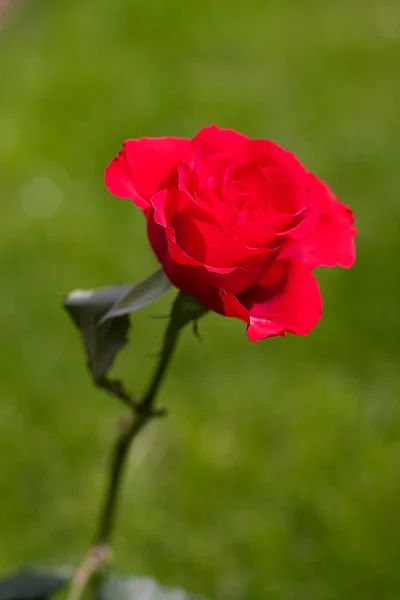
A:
[0, 0, 400, 598]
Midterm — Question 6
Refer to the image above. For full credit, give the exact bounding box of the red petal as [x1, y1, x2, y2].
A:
[186, 219, 271, 267]
[219, 290, 250, 322]
[150, 187, 179, 227]
[240, 169, 319, 241]
[162, 259, 322, 342]
[251, 140, 308, 178]
[146, 212, 167, 263]
[193, 154, 233, 184]
[150, 187, 221, 230]
[149, 190, 238, 274]
[261, 167, 310, 212]
[240, 259, 322, 340]
[105, 152, 149, 209]
[105, 137, 189, 208]
[230, 222, 278, 248]
[166, 227, 263, 292]
[150, 188, 270, 268]
[284, 176, 356, 268]
[245, 205, 318, 243]
[215, 260, 322, 341]
[185, 125, 251, 165]
[222, 161, 272, 210]
[147, 189, 276, 295]
[178, 164, 235, 219]
[160, 254, 238, 304]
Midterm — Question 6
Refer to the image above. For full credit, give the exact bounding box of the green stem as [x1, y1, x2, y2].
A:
[94, 316, 181, 546]
[66, 292, 208, 600]
[94, 412, 148, 545]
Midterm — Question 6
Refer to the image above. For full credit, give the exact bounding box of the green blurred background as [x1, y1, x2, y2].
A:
[1, 0, 399, 598]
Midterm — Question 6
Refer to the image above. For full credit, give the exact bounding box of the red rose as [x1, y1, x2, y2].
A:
[105, 126, 356, 341]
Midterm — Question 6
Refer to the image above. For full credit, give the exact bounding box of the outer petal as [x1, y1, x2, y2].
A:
[105, 151, 149, 209]
[146, 213, 167, 264]
[218, 259, 322, 341]
[105, 137, 189, 208]
[167, 249, 277, 296]
[184, 125, 251, 165]
[251, 140, 309, 179]
[284, 175, 356, 268]
[160, 258, 228, 309]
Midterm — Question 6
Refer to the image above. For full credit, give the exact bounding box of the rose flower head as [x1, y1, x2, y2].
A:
[105, 126, 356, 341]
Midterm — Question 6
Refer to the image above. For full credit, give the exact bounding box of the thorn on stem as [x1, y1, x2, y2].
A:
[153, 406, 168, 418]
[132, 400, 168, 419]
[192, 320, 203, 341]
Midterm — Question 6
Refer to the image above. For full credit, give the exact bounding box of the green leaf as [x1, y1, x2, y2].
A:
[63, 284, 132, 401]
[98, 576, 208, 600]
[0, 569, 69, 600]
[63, 271, 173, 402]
[100, 269, 172, 323]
